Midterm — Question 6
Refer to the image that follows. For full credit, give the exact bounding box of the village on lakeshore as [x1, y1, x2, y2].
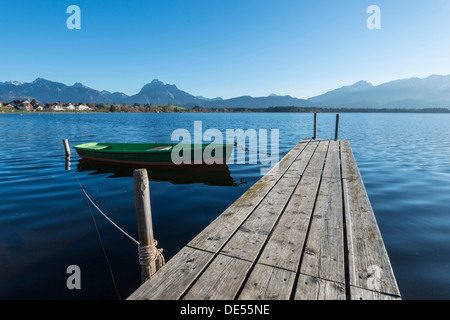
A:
[0, 99, 192, 113]
[1, 98, 449, 114]
[0, 99, 91, 112]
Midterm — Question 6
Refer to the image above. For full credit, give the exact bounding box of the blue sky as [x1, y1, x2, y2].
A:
[1, 0, 450, 99]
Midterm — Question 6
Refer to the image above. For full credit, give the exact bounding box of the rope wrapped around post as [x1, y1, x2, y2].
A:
[134, 168, 165, 281]
[138, 240, 165, 272]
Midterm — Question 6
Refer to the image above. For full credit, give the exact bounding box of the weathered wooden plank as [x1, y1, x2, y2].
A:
[350, 286, 401, 300]
[283, 141, 319, 178]
[187, 173, 280, 253]
[300, 177, 345, 284]
[295, 274, 346, 300]
[322, 140, 341, 179]
[188, 141, 310, 253]
[340, 140, 352, 154]
[127, 246, 214, 300]
[183, 254, 252, 300]
[265, 139, 310, 177]
[187, 203, 259, 253]
[257, 175, 321, 271]
[302, 140, 329, 177]
[342, 140, 400, 297]
[238, 264, 296, 300]
[340, 140, 361, 180]
[221, 177, 300, 262]
[342, 177, 400, 296]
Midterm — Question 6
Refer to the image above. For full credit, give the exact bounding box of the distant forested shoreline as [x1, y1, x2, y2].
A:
[1, 100, 449, 114]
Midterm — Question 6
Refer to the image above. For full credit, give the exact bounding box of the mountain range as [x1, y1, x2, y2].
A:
[1, 75, 450, 109]
[309, 75, 450, 108]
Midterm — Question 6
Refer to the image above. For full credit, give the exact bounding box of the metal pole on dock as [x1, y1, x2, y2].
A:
[334, 114, 339, 141]
[313, 113, 317, 140]
[133, 168, 159, 282]
[62, 139, 71, 158]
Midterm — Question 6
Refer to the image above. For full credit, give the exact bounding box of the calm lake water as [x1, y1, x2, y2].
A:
[0, 112, 449, 300]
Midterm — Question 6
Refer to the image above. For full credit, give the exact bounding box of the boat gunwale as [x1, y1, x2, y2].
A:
[74, 142, 235, 154]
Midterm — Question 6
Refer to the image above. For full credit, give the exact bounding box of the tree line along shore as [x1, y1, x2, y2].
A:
[0, 99, 448, 113]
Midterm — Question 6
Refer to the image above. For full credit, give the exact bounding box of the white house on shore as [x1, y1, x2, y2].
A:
[75, 104, 90, 111]
[64, 103, 75, 111]
[49, 104, 64, 111]
[45, 103, 91, 111]
[62, 103, 90, 111]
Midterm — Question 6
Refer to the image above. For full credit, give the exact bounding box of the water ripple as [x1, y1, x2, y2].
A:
[0, 112, 449, 299]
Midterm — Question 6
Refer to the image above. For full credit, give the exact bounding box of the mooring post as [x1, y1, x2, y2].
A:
[65, 159, 71, 171]
[313, 113, 317, 140]
[62, 139, 71, 158]
[133, 168, 158, 282]
[335, 114, 339, 141]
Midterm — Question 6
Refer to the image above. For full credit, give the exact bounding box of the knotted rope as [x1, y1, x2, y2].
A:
[138, 240, 165, 270]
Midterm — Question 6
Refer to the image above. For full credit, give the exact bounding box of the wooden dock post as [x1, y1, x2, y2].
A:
[335, 114, 339, 141]
[65, 159, 71, 171]
[62, 139, 71, 158]
[133, 168, 159, 282]
[313, 113, 317, 140]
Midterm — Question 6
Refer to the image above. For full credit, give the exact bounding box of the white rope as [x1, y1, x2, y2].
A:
[138, 240, 165, 268]
[76, 175, 165, 270]
[80, 188, 140, 245]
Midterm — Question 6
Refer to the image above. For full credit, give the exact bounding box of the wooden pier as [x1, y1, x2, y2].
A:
[128, 139, 401, 300]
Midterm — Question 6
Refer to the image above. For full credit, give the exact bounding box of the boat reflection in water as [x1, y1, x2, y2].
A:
[76, 158, 238, 186]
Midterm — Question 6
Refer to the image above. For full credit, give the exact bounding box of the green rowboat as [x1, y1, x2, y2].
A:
[73, 142, 235, 166]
